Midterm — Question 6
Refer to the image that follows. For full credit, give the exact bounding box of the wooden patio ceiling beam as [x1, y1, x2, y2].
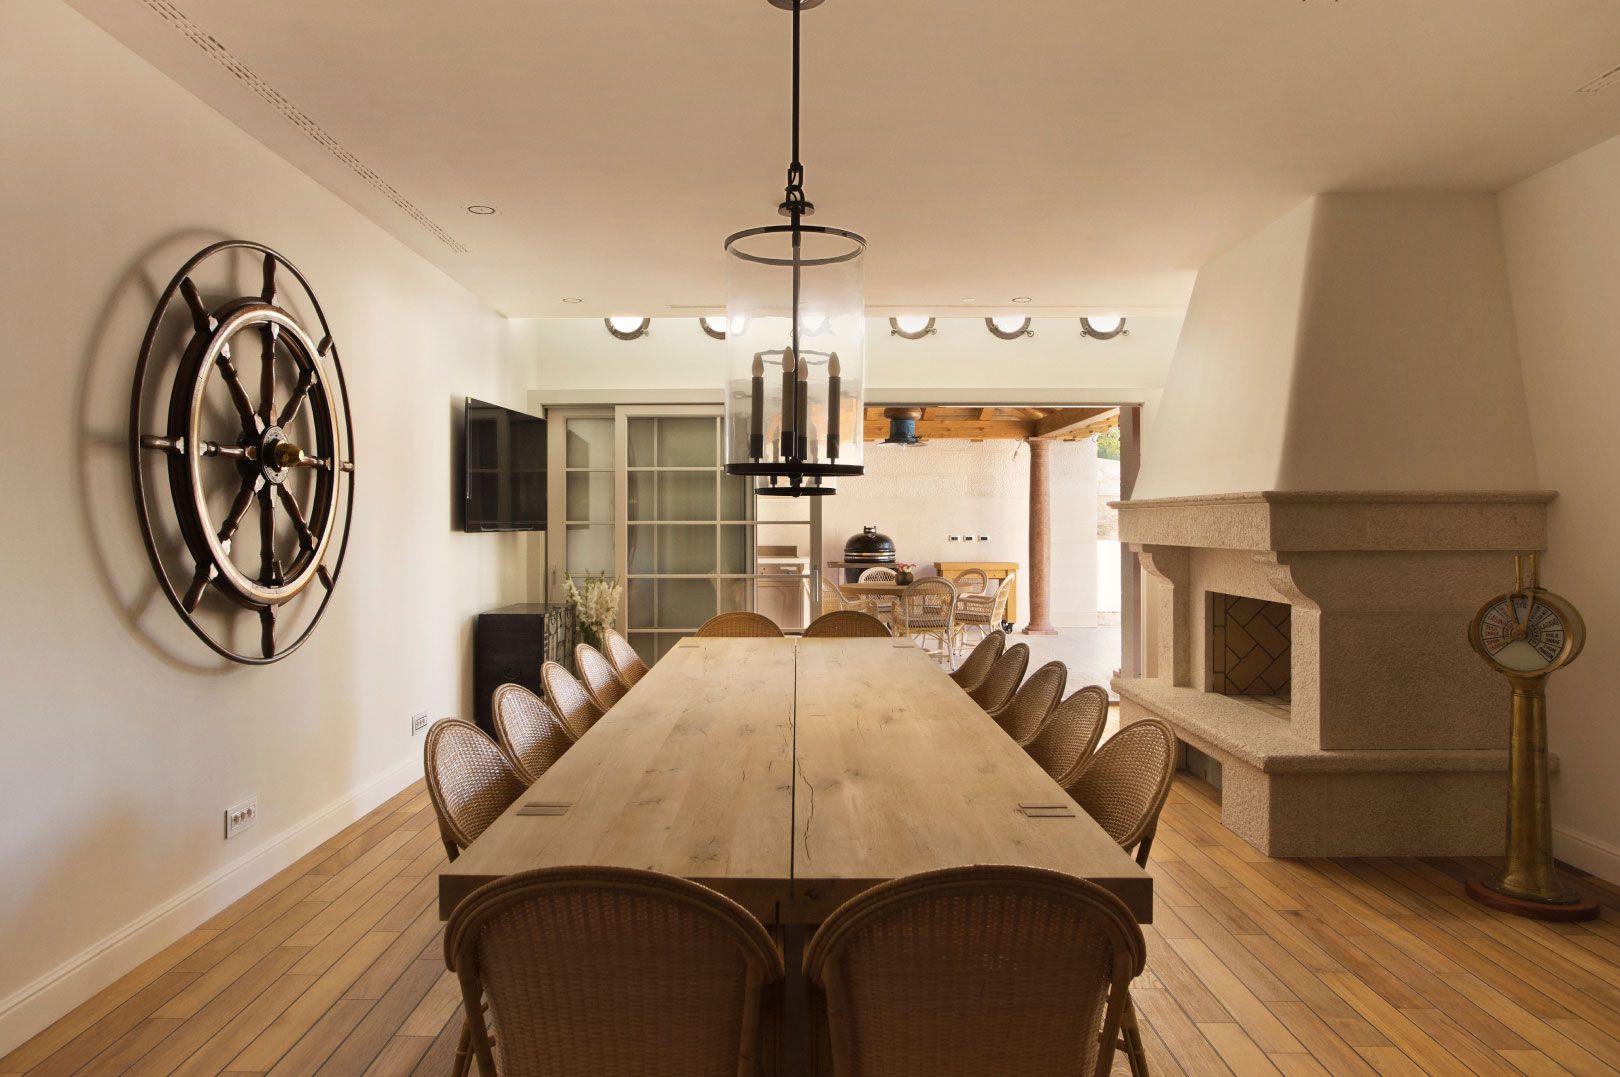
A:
[1031, 406, 1117, 438]
[862, 417, 1036, 440]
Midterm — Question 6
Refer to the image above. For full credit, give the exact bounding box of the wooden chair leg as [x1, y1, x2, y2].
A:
[452, 1018, 472, 1077]
[1120, 994, 1149, 1077]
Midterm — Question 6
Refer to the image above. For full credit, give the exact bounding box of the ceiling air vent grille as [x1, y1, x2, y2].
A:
[140, 0, 467, 253]
[1576, 63, 1620, 94]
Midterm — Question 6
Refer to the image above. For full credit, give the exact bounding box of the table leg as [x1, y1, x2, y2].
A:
[781, 924, 810, 1076]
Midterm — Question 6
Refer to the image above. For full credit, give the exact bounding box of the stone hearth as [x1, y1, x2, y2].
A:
[1113, 490, 1553, 857]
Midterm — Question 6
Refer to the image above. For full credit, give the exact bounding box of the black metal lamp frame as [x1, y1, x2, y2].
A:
[723, 0, 866, 498]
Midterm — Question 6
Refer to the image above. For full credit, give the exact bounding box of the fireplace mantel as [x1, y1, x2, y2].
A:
[1112, 489, 1554, 857]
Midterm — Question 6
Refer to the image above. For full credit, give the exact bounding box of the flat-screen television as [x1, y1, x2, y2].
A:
[463, 398, 547, 532]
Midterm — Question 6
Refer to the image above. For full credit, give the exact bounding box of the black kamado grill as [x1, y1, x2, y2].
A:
[841, 526, 896, 583]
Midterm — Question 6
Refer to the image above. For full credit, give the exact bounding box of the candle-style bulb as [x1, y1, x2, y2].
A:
[780, 347, 797, 461]
[826, 351, 842, 462]
[748, 353, 766, 461]
[795, 352, 810, 461]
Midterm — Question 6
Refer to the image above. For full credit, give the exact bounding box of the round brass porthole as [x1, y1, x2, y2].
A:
[889, 316, 936, 340]
[985, 316, 1033, 340]
[1080, 316, 1128, 340]
[604, 317, 651, 340]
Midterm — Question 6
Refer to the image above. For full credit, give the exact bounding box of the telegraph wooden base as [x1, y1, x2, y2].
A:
[1466, 875, 1600, 922]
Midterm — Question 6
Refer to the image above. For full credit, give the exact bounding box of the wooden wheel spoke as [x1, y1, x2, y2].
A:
[278, 369, 313, 427]
[260, 251, 277, 305]
[199, 439, 254, 462]
[182, 559, 216, 612]
[179, 277, 213, 333]
[259, 605, 276, 659]
[276, 484, 318, 552]
[258, 321, 278, 428]
[140, 434, 184, 455]
[257, 484, 280, 586]
[218, 477, 260, 544]
[215, 348, 259, 428]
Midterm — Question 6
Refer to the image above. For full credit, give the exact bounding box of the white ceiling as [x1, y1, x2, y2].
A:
[69, 0, 1620, 317]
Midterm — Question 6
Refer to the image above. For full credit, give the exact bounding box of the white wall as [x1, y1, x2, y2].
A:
[0, 0, 531, 1051]
[1137, 193, 1538, 498]
[820, 440, 1100, 627]
[1500, 130, 1620, 882]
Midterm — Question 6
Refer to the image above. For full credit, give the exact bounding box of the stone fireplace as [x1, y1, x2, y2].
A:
[1208, 592, 1291, 700]
[1114, 491, 1552, 857]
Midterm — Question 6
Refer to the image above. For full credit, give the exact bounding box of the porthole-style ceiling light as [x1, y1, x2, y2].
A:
[605, 316, 651, 340]
[889, 316, 936, 339]
[1081, 315, 1129, 340]
[986, 316, 1034, 340]
[466, 204, 496, 215]
[700, 316, 750, 340]
[722, 0, 866, 499]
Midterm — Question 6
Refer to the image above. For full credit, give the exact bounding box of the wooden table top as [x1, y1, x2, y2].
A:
[440, 637, 1152, 924]
[439, 637, 795, 920]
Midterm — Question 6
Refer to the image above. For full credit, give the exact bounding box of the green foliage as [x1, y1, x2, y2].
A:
[1095, 428, 1121, 461]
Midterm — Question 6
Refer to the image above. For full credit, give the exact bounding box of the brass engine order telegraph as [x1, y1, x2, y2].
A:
[1465, 553, 1595, 921]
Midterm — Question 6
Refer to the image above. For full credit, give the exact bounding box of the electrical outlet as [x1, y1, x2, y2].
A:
[411, 711, 429, 736]
[978, 535, 990, 542]
[962, 535, 975, 542]
[948, 534, 960, 541]
[224, 797, 257, 840]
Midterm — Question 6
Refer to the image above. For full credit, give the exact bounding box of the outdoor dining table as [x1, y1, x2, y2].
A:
[439, 636, 1152, 925]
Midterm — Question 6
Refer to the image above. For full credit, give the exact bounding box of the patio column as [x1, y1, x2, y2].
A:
[1025, 437, 1057, 635]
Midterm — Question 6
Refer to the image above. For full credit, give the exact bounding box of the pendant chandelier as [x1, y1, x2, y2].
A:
[723, 0, 866, 497]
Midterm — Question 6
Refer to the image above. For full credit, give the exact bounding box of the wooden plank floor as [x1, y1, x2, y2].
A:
[8, 776, 1620, 1075]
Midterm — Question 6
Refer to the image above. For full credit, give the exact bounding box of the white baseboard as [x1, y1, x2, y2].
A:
[1554, 824, 1620, 888]
[0, 755, 421, 1058]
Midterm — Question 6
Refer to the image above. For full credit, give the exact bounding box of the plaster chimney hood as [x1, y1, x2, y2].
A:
[1114, 193, 1553, 858]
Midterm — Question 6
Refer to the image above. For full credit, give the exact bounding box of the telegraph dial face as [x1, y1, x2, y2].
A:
[1471, 591, 1584, 677]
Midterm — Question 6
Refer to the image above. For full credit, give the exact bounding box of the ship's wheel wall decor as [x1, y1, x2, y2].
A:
[130, 241, 355, 664]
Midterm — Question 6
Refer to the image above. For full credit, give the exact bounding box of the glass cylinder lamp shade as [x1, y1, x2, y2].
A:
[723, 224, 866, 496]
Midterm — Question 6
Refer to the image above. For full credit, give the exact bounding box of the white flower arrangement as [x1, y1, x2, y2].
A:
[566, 573, 623, 642]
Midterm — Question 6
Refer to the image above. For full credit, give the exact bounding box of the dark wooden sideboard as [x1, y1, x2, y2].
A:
[472, 603, 576, 734]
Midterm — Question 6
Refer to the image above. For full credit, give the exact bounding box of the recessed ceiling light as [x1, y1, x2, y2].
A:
[562, 297, 582, 304]
[1011, 296, 1032, 304]
[959, 297, 976, 303]
[466, 204, 496, 215]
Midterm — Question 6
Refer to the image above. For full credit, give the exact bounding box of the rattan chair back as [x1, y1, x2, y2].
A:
[989, 660, 1068, 746]
[575, 643, 628, 713]
[857, 566, 898, 583]
[804, 610, 892, 638]
[948, 631, 1005, 691]
[952, 567, 989, 595]
[695, 611, 785, 638]
[1066, 718, 1179, 867]
[446, 866, 784, 1077]
[540, 660, 603, 741]
[803, 865, 1145, 1077]
[602, 627, 649, 687]
[490, 684, 573, 786]
[967, 642, 1029, 713]
[423, 719, 528, 862]
[1025, 685, 1110, 789]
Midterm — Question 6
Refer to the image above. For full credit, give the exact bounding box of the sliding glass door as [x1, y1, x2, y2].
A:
[549, 404, 820, 666]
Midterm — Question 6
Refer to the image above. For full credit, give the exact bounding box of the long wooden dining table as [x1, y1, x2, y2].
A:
[440, 636, 1151, 925]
